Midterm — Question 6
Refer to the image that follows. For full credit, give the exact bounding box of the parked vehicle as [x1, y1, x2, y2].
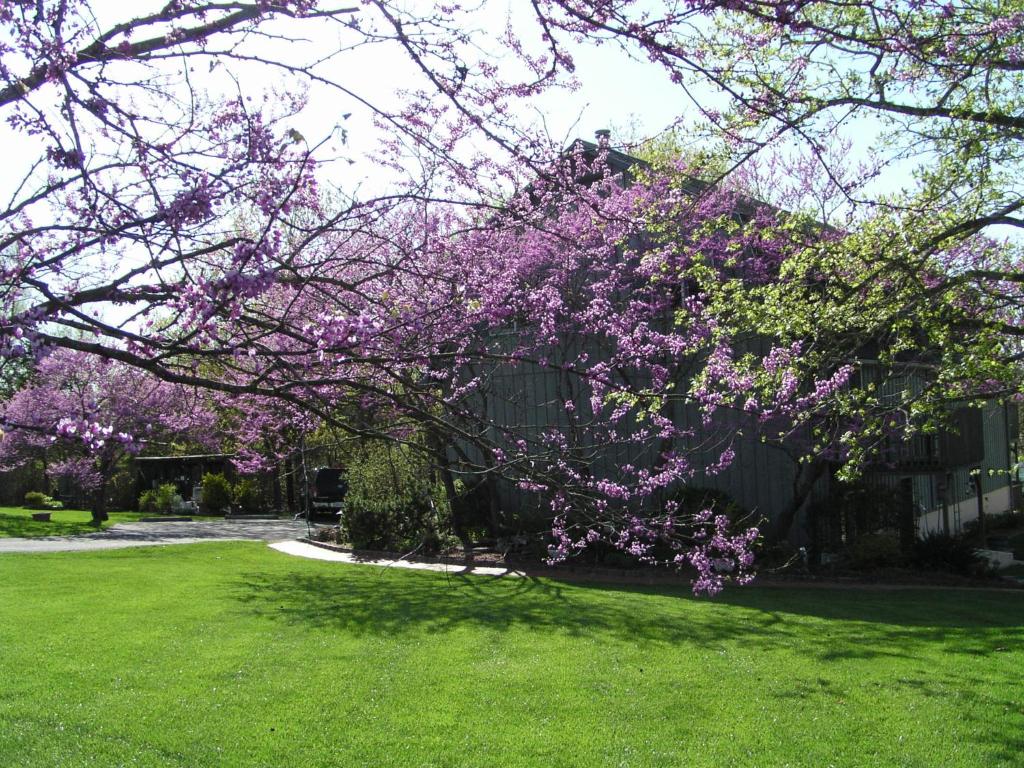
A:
[308, 467, 348, 518]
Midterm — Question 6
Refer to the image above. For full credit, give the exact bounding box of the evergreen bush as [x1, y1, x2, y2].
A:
[138, 490, 159, 513]
[341, 440, 447, 553]
[201, 472, 232, 513]
[232, 477, 263, 513]
[24, 491, 49, 510]
[846, 532, 903, 570]
[911, 533, 986, 575]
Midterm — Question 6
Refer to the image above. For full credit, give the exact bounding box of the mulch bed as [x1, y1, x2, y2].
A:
[300, 538, 1024, 591]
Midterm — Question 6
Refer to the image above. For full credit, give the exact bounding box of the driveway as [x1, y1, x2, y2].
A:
[0, 519, 308, 554]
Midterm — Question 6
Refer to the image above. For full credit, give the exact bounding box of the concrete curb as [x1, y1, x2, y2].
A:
[269, 540, 526, 577]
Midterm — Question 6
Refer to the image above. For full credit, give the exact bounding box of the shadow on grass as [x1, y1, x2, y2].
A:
[230, 563, 1024, 764]
[894, 672, 1024, 765]
[716, 583, 1024, 626]
[233, 566, 1024, 662]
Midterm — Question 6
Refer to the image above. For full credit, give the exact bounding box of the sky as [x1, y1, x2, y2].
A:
[1, 0, 912, 209]
[0, 0, 709, 329]
[40, 1, 690, 192]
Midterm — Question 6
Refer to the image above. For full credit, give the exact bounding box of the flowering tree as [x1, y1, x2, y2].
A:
[534, 2, 1024, 352]
[518, 5, 1024, 459]
[535, 2, 1023, 223]
[4, 1, 1021, 591]
[636, 138, 1024, 538]
[0, 348, 216, 521]
[0, 0, 572, 373]
[0, 0, 552, 537]
[197, 146, 858, 592]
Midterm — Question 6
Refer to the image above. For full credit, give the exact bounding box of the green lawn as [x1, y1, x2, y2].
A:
[0, 543, 1021, 767]
[0, 506, 150, 538]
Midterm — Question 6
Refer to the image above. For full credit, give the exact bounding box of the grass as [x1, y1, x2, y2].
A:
[0, 543, 1022, 767]
[0, 506, 149, 538]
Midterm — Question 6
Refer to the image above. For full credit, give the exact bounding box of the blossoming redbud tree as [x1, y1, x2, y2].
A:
[0, 348, 216, 521]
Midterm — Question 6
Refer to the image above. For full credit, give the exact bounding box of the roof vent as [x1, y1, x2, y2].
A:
[594, 128, 611, 147]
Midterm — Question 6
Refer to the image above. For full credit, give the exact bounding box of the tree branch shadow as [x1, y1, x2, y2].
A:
[231, 564, 1024, 663]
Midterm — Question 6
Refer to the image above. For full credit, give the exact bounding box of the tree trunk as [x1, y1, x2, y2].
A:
[486, 472, 502, 538]
[272, 461, 283, 513]
[973, 471, 986, 540]
[428, 430, 473, 562]
[442, 465, 473, 563]
[91, 478, 109, 524]
[477, 449, 503, 538]
[941, 473, 951, 535]
[898, 477, 917, 554]
[771, 459, 827, 544]
[285, 455, 296, 515]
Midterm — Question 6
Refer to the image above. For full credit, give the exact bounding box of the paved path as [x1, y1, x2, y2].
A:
[270, 540, 526, 576]
[0, 523, 524, 579]
[0, 519, 308, 554]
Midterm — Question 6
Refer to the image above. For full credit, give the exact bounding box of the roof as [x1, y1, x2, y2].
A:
[134, 453, 235, 462]
[571, 138, 648, 178]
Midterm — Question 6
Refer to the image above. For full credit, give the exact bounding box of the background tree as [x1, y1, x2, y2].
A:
[0, 348, 216, 522]
[620, 136, 1023, 542]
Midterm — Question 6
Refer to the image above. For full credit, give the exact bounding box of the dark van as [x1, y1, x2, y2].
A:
[309, 467, 348, 517]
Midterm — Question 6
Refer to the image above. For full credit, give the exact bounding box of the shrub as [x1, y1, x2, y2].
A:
[451, 481, 494, 540]
[105, 458, 140, 512]
[23, 491, 62, 510]
[342, 494, 441, 554]
[24, 491, 49, 510]
[201, 472, 232, 513]
[759, 540, 803, 571]
[963, 510, 1023, 541]
[155, 483, 179, 514]
[846, 532, 903, 570]
[601, 550, 643, 569]
[911, 532, 986, 575]
[990, 510, 1023, 530]
[232, 477, 263, 514]
[501, 503, 551, 541]
[341, 500, 392, 550]
[138, 490, 159, 513]
[139, 484, 178, 514]
[340, 438, 449, 552]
